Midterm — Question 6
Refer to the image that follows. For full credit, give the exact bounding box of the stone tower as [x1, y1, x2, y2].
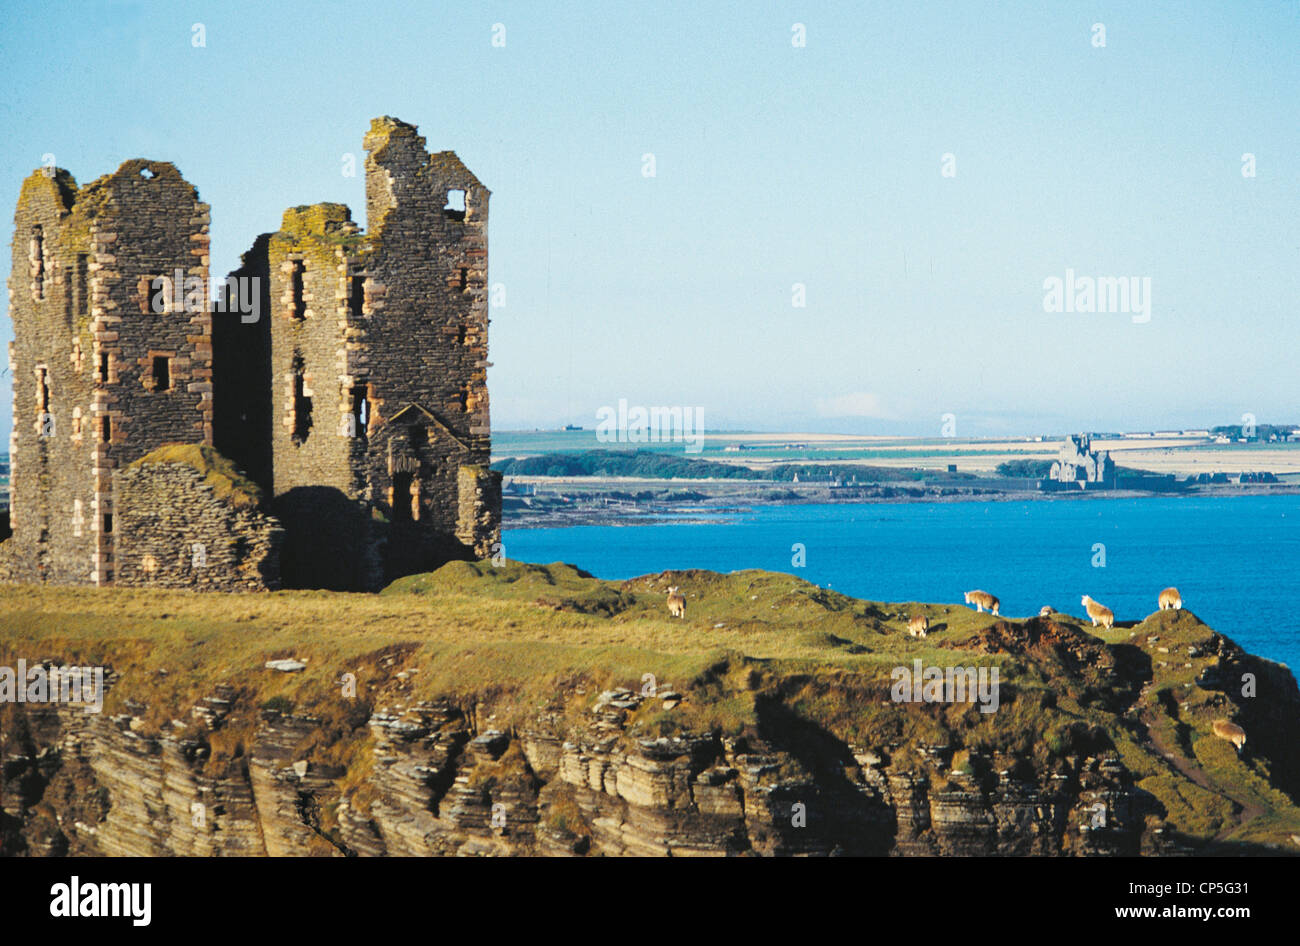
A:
[3, 117, 500, 591]
[4, 161, 214, 584]
[215, 116, 501, 590]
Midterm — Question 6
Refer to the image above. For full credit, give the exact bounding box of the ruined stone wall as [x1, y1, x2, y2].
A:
[257, 203, 380, 590]
[457, 464, 502, 558]
[4, 161, 211, 585]
[262, 118, 500, 588]
[358, 117, 499, 575]
[114, 461, 282, 591]
[4, 169, 88, 583]
[3, 117, 497, 592]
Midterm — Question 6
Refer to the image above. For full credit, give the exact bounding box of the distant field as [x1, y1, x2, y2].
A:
[492, 433, 1300, 477]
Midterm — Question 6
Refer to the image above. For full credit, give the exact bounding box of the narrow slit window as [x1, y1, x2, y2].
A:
[36, 367, 50, 413]
[29, 226, 44, 300]
[98, 352, 110, 383]
[102, 513, 113, 534]
[392, 472, 414, 522]
[292, 357, 313, 444]
[151, 356, 171, 392]
[290, 261, 306, 320]
[350, 385, 369, 435]
[100, 415, 111, 443]
[350, 276, 365, 317]
[457, 267, 468, 291]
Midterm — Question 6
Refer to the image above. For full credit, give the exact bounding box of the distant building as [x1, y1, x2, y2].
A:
[502, 479, 536, 497]
[1049, 434, 1116, 487]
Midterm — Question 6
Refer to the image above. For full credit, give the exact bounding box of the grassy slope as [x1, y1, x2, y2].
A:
[2, 560, 1298, 851]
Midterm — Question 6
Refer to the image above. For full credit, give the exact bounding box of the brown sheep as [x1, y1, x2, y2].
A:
[666, 586, 686, 619]
[1212, 719, 1246, 754]
[964, 590, 1000, 615]
[1081, 595, 1114, 629]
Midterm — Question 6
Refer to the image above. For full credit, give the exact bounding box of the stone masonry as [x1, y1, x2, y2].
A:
[1, 117, 501, 591]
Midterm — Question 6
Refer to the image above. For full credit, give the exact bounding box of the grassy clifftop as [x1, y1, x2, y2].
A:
[2, 561, 1298, 853]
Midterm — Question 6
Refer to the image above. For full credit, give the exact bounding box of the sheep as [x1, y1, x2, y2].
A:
[908, 614, 929, 638]
[1080, 595, 1115, 629]
[964, 590, 1000, 616]
[1212, 719, 1246, 754]
[1158, 587, 1183, 611]
[666, 586, 686, 619]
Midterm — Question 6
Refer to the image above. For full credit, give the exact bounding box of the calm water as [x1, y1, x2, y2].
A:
[505, 495, 1300, 675]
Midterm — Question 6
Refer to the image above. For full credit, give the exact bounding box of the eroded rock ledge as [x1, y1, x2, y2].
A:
[2, 676, 1178, 857]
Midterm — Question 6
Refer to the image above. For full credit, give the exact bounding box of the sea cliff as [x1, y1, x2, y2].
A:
[3, 562, 1298, 856]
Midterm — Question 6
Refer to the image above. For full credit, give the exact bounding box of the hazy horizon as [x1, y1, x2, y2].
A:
[3, 1, 1297, 444]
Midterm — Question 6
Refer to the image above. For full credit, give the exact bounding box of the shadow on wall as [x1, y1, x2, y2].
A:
[275, 487, 378, 592]
[380, 519, 477, 590]
[274, 486, 478, 591]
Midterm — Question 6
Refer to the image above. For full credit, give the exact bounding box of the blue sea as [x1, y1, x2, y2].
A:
[504, 495, 1300, 676]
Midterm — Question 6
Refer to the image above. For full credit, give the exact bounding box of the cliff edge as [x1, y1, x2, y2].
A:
[2, 562, 1298, 856]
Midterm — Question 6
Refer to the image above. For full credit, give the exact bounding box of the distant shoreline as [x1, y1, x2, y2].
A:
[503, 477, 1300, 529]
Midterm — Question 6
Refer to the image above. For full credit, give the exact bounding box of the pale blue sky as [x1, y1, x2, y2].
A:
[2, 0, 1297, 439]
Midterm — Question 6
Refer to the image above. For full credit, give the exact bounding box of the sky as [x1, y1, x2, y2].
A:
[1, 0, 1297, 440]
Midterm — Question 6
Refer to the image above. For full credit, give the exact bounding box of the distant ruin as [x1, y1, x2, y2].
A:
[1048, 433, 1116, 489]
[1, 117, 501, 591]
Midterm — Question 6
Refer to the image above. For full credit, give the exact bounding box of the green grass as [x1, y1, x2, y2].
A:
[3, 560, 1299, 851]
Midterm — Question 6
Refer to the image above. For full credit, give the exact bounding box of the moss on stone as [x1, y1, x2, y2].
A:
[129, 443, 264, 509]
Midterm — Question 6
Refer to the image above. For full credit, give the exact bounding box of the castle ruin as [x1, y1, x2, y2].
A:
[0, 117, 501, 591]
[1049, 433, 1116, 488]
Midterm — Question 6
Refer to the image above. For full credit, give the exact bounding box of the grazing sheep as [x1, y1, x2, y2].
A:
[666, 586, 686, 619]
[1080, 595, 1115, 629]
[1158, 587, 1183, 611]
[1039, 606, 1054, 617]
[908, 614, 929, 638]
[964, 590, 1000, 616]
[1212, 719, 1246, 754]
